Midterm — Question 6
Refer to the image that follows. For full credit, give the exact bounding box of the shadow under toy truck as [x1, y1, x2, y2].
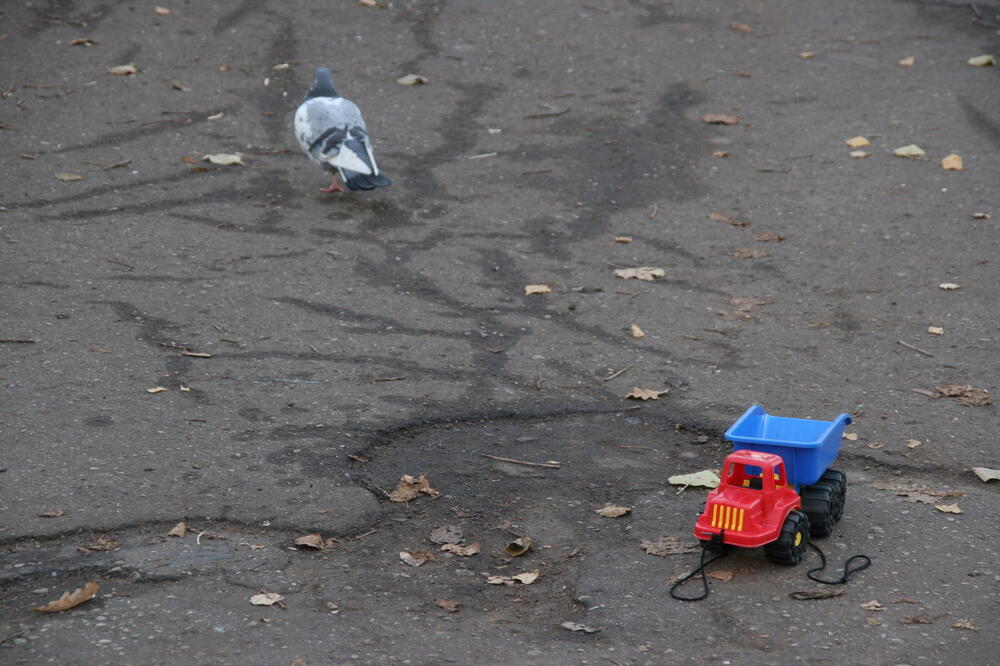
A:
[694, 405, 852, 565]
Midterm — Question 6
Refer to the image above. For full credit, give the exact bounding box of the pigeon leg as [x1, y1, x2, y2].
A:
[320, 176, 346, 193]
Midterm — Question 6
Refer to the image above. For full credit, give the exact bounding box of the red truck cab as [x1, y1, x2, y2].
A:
[694, 450, 801, 548]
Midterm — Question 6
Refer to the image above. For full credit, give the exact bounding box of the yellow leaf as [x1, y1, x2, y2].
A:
[712, 150, 729, 158]
[898, 56, 914, 67]
[940, 154, 963, 171]
[729, 22, 752, 33]
[967, 54, 995, 67]
[846, 136, 870, 148]
[893, 144, 925, 158]
[971, 467, 1000, 482]
[667, 470, 720, 488]
[524, 284, 551, 295]
[626, 387, 669, 400]
[33, 582, 99, 613]
[934, 503, 962, 514]
[629, 323, 645, 338]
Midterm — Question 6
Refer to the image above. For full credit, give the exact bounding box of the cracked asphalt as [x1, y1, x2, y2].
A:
[1, 0, 998, 663]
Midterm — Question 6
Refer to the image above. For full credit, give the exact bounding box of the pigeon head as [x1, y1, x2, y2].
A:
[307, 67, 339, 99]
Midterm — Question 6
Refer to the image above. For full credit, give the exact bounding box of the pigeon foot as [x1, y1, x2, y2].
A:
[320, 177, 346, 193]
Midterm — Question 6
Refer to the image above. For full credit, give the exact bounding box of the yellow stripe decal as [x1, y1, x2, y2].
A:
[737, 508, 744, 532]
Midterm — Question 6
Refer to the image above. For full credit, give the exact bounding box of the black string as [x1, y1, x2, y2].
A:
[806, 542, 871, 585]
[669, 547, 731, 601]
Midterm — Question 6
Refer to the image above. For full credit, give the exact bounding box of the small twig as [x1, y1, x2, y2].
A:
[756, 167, 791, 173]
[196, 530, 206, 545]
[971, 2, 982, 18]
[618, 445, 657, 451]
[521, 169, 552, 175]
[481, 454, 560, 469]
[468, 152, 497, 160]
[557, 384, 591, 389]
[351, 528, 377, 541]
[536, 378, 546, 390]
[912, 388, 939, 398]
[524, 107, 570, 119]
[0, 338, 36, 344]
[0, 630, 26, 645]
[373, 376, 406, 382]
[602, 365, 632, 382]
[105, 258, 135, 270]
[648, 202, 658, 220]
[897, 339, 933, 357]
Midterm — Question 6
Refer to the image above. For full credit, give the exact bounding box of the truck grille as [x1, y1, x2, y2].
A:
[710, 504, 745, 531]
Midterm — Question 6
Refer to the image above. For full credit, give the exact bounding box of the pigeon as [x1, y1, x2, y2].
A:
[294, 67, 391, 192]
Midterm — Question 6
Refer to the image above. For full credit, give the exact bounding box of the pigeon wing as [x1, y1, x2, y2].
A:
[294, 97, 374, 174]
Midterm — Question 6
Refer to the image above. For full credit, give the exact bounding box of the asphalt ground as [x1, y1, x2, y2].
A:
[1, 0, 998, 663]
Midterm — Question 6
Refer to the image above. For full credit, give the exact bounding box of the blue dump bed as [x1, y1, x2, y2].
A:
[724, 405, 852, 489]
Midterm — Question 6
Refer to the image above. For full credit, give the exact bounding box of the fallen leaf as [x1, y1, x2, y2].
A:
[400, 550, 436, 567]
[867, 442, 884, 450]
[207, 112, 225, 121]
[752, 232, 784, 242]
[81, 536, 120, 552]
[629, 323, 645, 339]
[486, 575, 513, 585]
[898, 56, 914, 67]
[640, 536, 701, 557]
[799, 52, 815, 59]
[893, 144, 925, 158]
[359, 0, 378, 5]
[166, 522, 187, 537]
[172, 82, 189, 91]
[729, 248, 768, 259]
[706, 570, 734, 581]
[849, 150, 870, 158]
[180, 350, 211, 358]
[934, 503, 962, 514]
[952, 618, 979, 630]
[511, 570, 539, 584]
[708, 212, 751, 227]
[561, 621, 601, 633]
[38, 510, 65, 517]
[846, 136, 870, 148]
[940, 154, 963, 171]
[729, 22, 752, 33]
[294, 533, 325, 549]
[397, 74, 428, 86]
[70, 38, 98, 46]
[938, 282, 961, 290]
[595, 504, 631, 518]
[967, 54, 995, 67]
[892, 598, 921, 604]
[440, 542, 480, 556]
[272, 63, 290, 71]
[613, 235, 632, 243]
[202, 153, 244, 166]
[505, 537, 532, 557]
[179, 385, 191, 392]
[524, 284, 551, 295]
[154, 6, 171, 15]
[860, 600, 885, 612]
[249, 592, 284, 606]
[900, 615, 934, 624]
[33, 582, 99, 613]
[388, 474, 439, 502]
[486, 570, 539, 585]
[614, 267, 665, 281]
[428, 525, 463, 545]
[971, 212, 990, 219]
[326, 602, 340, 613]
[146, 387, 167, 394]
[712, 150, 729, 158]
[667, 470, 720, 488]
[701, 114, 739, 125]
[867, 618, 882, 626]
[239, 542, 267, 550]
[843, 433, 858, 441]
[109, 63, 138, 76]
[936, 384, 992, 407]
[905, 439, 922, 449]
[927, 326, 944, 335]
[55, 172, 83, 182]
[789, 589, 846, 600]
[971, 467, 1000, 483]
[626, 387, 669, 400]
[434, 598, 460, 612]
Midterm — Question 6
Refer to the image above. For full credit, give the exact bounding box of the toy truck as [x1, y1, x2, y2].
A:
[693, 405, 851, 565]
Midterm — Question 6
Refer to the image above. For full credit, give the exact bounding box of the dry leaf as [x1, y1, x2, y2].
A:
[702, 114, 739, 125]
[524, 284, 551, 295]
[397, 74, 428, 86]
[154, 6, 171, 15]
[428, 525, 463, 545]
[561, 621, 601, 633]
[867, 442, 884, 450]
[626, 387, 669, 400]
[272, 63, 290, 71]
[440, 542, 480, 556]
[325, 602, 340, 613]
[511, 571, 539, 584]
[640, 536, 700, 557]
[799, 52, 815, 59]
[207, 112, 225, 121]
[705, 570, 734, 582]
[202, 153, 244, 166]
[179, 385, 191, 392]
[971, 467, 1000, 483]
[82, 536, 120, 552]
[629, 323, 645, 339]
[967, 54, 995, 67]
[667, 470, 720, 488]
[893, 144, 925, 158]
[249, 592, 284, 606]
[613, 236, 632, 243]
[33, 582, 99, 613]
[614, 267, 665, 281]
[900, 615, 934, 625]
[898, 56, 914, 67]
[388, 474, 439, 502]
[70, 38, 98, 46]
[400, 550, 435, 567]
[867, 618, 882, 626]
[239, 542, 267, 550]
[789, 589, 846, 600]
[938, 282, 961, 290]
[180, 350, 211, 358]
[38, 509, 65, 518]
[936, 385, 992, 407]
[860, 600, 885, 612]
[846, 136, 870, 148]
[971, 212, 990, 219]
[849, 150, 870, 158]
[708, 212, 751, 227]
[55, 172, 83, 182]
[712, 150, 729, 158]
[843, 433, 858, 441]
[729, 22, 752, 33]
[595, 504, 631, 518]
[505, 537, 532, 557]
[940, 154, 963, 171]
[109, 64, 138, 76]
[165, 522, 187, 537]
[294, 533, 325, 549]
[486, 575, 513, 585]
[729, 248, 768, 259]
[905, 439, 922, 449]
[434, 598, 460, 612]
[927, 326, 944, 335]
[486, 570, 539, 585]
[146, 387, 167, 394]
[934, 503, 962, 514]
[359, 0, 378, 5]
[752, 232, 784, 242]
[952, 618, 979, 630]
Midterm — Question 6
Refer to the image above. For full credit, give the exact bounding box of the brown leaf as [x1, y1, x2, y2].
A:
[388, 474, 439, 502]
[38, 510, 65, 518]
[434, 598, 460, 612]
[936, 385, 992, 407]
[705, 570, 734, 581]
[440, 542, 480, 556]
[629, 323, 645, 339]
[109, 63, 138, 76]
[849, 150, 870, 158]
[294, 533, 325, 549]
[249, 592, 284, 606]
[613, 236, 632, 243]
[938, 282, 961, 290]
[729, 22, 752, 33]
[626, 387, 669, 400]
[166, 522, 187, 537]
[860, 600, 885, 612]
[640, 536, 700, 557]
[752, 232, 784, 242]
[511, 570, 539, 584]
[789, 589, 846, 600]
[941, 154, 963, 171]
[428, 525, 463, 545]
[400, 550, 436, 567]
[154, 6, 172, 15]
[898, 56, 915, 67]
[708, 212, 751, 227]
[81, 536, 120, 552]
[846, 136, 870, 148]
[397, 74, 428, 86]
[524, 284, 551, 295]
[712, 151, 729, 158]
[55, 172, 83, 182]
[33, 582, 100, 613]
[933, 503, 962, 514]
[614, 266, 665, 281]
[952, 618, 979, 630]
[702, 114, 739, 125]
[70, 38, 99, 47]
[971, 467, 1000, 483]
[967, 54, 995, 67]
[799, 51, 815, 59]
[843, 433, 858, 441]
[729, 248, 768, 259]
[595, 504, 631, 518]
[899, 615, 934, 624]
[972, 212, 990, 219]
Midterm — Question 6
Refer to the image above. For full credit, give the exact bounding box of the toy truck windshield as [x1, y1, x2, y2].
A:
[722, 458, 788, 491]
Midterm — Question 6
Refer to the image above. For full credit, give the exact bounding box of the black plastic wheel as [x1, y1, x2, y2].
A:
[821, 469, 847, 521]
[801, 483, 835, 537]
[764, 511, 810, 566]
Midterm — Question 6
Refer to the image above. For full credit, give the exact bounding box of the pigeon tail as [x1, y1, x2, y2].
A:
[307, 67, 338, 99]
[341, 169, 391, 191]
